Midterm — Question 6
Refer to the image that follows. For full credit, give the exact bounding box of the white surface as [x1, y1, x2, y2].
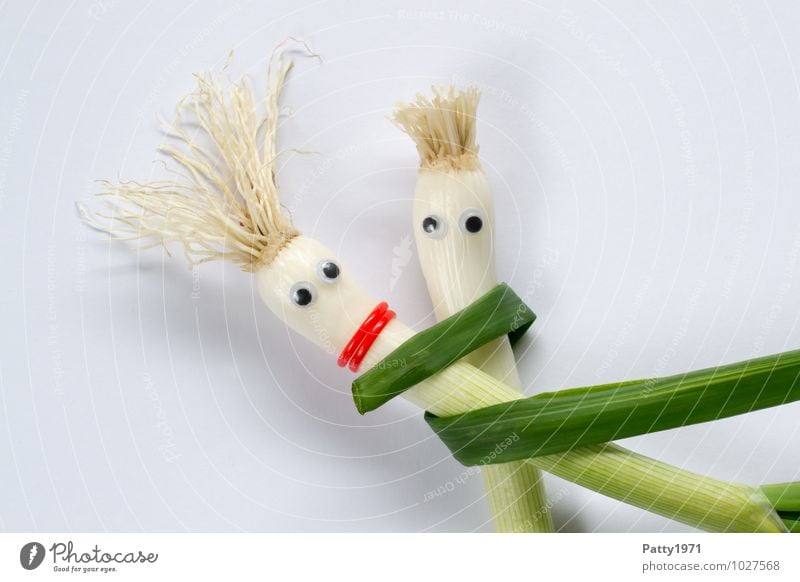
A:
[1, 0, 799, 533]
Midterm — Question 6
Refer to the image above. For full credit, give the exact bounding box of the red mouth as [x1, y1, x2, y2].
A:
[338, 302, 396, 372]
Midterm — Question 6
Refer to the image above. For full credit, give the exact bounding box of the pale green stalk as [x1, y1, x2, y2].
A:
[471, 343, 552, 532]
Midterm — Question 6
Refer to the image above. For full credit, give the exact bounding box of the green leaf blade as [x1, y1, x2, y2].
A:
[351, 283, 535, 414]
[762, 482, 800, 513]
[427, 350, 800, 465]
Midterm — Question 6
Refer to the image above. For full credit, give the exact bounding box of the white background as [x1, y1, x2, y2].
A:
[1, 0, 799, 533]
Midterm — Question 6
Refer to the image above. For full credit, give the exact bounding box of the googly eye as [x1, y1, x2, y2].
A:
[421, 215, 447, 239]
[459, 208, 486, 235]
[290, 282, 316, 307]
[317, 259, 341, 284]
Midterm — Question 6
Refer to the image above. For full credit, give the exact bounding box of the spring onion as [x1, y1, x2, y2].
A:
[79, 56, 790, 534]
[393, 86, 789, 532]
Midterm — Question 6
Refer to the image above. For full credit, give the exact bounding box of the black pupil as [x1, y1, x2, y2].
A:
[322, 262, 339, 280]
[293, 287, 312, 306]
[422, 217, 438, 233]
[465, 215, 483, 233]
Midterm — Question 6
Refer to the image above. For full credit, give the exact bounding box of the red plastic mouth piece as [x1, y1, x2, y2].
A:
[337, 302, 396, 372]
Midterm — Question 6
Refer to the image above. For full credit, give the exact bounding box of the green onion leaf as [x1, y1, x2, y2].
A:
[352, 283, 535, 414]
[780, 516, 800, 533]
[762, 482, 800, 513]
[426, 350, 800, 465]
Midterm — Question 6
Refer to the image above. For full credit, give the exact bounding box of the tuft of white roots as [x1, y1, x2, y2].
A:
[392, 87, 481, 171]
[79, 51, 299, 271]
